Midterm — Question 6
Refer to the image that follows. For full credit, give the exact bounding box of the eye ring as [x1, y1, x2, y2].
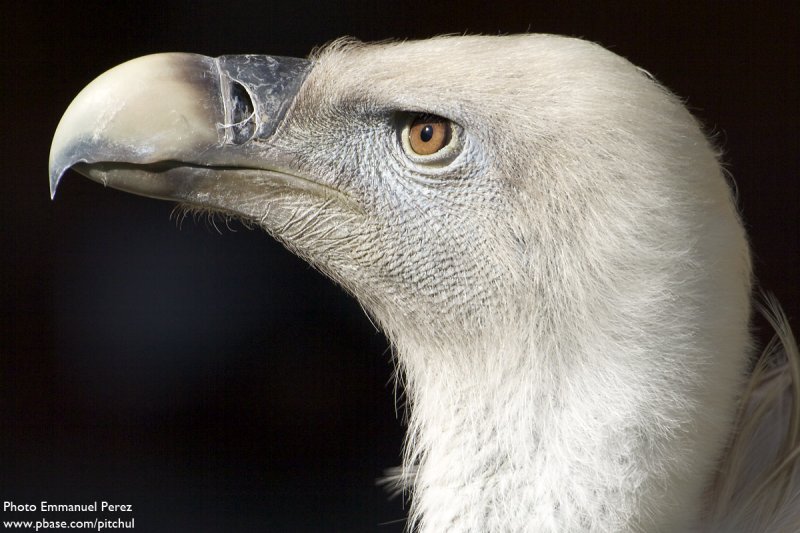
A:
[400, 113, 460, 165]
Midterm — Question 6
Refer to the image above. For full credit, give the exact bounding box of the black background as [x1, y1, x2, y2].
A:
[2, 2, 798, 531]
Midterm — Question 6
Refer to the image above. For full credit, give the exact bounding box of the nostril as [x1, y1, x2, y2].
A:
[231, 81, 254, 122]
[228, 80, 255, 144]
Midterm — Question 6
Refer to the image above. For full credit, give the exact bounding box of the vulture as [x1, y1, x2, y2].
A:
[49, 35, 800, 532]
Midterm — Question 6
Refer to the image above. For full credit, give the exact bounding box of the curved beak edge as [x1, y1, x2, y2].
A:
[49, 52, 312, 200]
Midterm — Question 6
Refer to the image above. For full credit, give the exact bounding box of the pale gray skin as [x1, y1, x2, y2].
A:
[52, 36, 799, 532]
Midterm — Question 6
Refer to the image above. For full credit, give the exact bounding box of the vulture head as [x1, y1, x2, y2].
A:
[50, 35, 798, 531]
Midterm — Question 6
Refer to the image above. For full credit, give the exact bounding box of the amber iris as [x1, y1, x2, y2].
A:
[408, 115, 451, 156]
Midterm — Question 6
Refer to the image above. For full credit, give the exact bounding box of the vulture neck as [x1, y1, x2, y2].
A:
[395, 320, 743, 532]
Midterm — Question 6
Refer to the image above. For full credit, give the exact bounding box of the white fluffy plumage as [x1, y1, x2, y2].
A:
[299, 36, 799, 531]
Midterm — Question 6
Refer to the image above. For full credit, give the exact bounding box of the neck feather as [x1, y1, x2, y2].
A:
[393, 315, 749, 532]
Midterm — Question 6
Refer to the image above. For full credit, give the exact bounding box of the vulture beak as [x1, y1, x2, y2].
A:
[49, 53, 313, 204]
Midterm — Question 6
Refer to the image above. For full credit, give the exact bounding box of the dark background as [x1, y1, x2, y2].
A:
[2, 2, 798, 531]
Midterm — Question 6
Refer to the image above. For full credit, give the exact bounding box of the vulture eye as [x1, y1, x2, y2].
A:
[400, 113, 459, 164]
[408, 115, 451, 155]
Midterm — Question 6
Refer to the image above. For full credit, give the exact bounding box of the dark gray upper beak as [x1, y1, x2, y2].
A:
[49, 53, 312, 199]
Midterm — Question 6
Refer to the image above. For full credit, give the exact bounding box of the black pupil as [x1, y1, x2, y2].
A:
[420, 124, 434, 142]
